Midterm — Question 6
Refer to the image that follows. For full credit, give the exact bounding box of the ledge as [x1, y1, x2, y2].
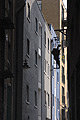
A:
[34, 105, 38, 109]
[34, 64, 38, 68]
[26, 54, 30, 58]
[27, 17, 31, 23]
[35, 31, 38, 36]
[25, 100, 30, 105]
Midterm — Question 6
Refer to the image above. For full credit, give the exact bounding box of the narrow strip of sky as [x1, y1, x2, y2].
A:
[63, 0, 67, 9]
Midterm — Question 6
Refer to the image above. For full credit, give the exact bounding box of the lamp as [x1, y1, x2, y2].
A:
[23, 59, 30, 69]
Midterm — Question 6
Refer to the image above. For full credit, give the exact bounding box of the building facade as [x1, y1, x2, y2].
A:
[22, 0, 51, 120]
[50, 25, 60, 120]
[41, 0, 69, 120]
[0, 0, 26, 119]
[67, 0, 80, 119]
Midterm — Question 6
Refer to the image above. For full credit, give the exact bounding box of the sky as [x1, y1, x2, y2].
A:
[63, 0, 67, 9]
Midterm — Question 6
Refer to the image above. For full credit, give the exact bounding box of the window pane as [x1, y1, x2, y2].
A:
[27, 39, 30, 55]
[48, 38, 49, 50]
[48, 94, 49, 106]
[26, 85, 29, 102]
[35, 18, 38, 32]
[35, 91, 37, 106]
[44, 31, 46, 45]
[28, 3, 30, 18]
[35, 51, 37, 65]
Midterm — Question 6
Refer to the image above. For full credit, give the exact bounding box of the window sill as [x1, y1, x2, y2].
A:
[35, 31, 38, 36]
[34, 64, 38, 68]
[47, 75, 50, 79]
[44, 104, 47, 107]
[27, 17, 31, 23]
[26, 54, 30, 58]
[48, 106, 50, 109]
[44, 71, 47, 75]
[44, 44, 46, 48]
[48, 50, 50, 54]
[34, 105, 38, 109]
[25, 100, 30, 105]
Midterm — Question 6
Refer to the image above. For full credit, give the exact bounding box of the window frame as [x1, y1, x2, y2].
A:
[34, 91, 37, 106]
[26, 85, 29, 102]
[27, 3, 30, 19]
[35, 50, 37, 65]
[27, 39, 30, 56]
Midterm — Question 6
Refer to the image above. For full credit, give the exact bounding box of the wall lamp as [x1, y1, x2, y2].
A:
[54, 29, 67, 36]
[23, 59, 30, 69]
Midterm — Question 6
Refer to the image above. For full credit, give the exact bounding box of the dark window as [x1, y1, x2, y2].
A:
[7, 86, 12, 120]
[62, 87, 65, 104]
[35, 18, 38, 32]
[35, 91, 37, 106]
[44, 31, 46, 45]
[62, 87, 64, 95]
[62, 66, 64, 74]
[48, 93, 49, 106]
[48, 64, 49, 75]
[44, 59, 46, 72]
[62, 6, 64, 21]
[26, 85, 29, 102]
[48, 38, 49, 50]
[62, 66, 65, 84]
[28, 3, 30, 19]
[35, 50, 37, 65]
[52, 94, 54, 106]
[28, 116, 30, 120]
[62, 109, 65, 120]
[57, 98, 60, 110]
[44, 91, 46, 104]
[57, 72, 59, 82]
[27, 39, 30, 55]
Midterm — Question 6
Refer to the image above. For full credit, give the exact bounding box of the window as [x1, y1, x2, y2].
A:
[28, 3, 30, 19]
[44, 59, 46, 72]
[28, 116, 30, 120]
[62, 66, 64, 74]
[44, 31, 46, 45]
[44, 91, 46, 104]
[57, 98, 60, 110]
[7, 86, 12, 120]
[35, 91, 37, 106]
[62, 6, 64, 21]
[62, 87, 64, 95]
[35, 50, 37, 65]
[27, 39, 30, 55]
[62, 109, 65, 120]
[48, 93, 49, 106]
[62, 66, 65, 84]
[35, 18, 38, 32]
[57, 72, 59, 83]
[52, 94, 54, 106]
[62, 87, 65, 104]
[48, 64, 49, 75]
[48, 38, 49, 50]
[26, 85, 29, 102]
